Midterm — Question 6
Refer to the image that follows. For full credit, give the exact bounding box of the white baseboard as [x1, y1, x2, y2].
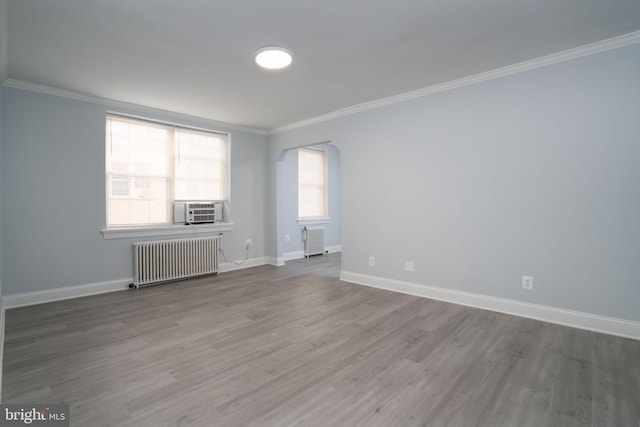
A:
[265, 256, 284, 266]
[219, 256, 267, 273]
[3, 279, 133, 309]
[326, 245, 342, 254]
[283, 245, 342, 263]
[2, 259, 271, 309]
[283, 250, 305, 262]
[340, 271, 640, 341]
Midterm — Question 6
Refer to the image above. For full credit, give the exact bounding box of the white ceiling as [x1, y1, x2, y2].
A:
[5, 0, 640, 131]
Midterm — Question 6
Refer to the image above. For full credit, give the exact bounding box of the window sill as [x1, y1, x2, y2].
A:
[101, 222, 235, 240]
[297, 217, 331, 225]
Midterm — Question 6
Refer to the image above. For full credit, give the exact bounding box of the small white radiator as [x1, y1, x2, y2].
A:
[133, 236, 220, 288]
[304, 227, 325, 257]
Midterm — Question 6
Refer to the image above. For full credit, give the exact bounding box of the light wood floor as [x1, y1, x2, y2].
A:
[2, 254, 639, 426]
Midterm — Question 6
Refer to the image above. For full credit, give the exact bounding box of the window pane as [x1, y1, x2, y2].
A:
[298, 148, 327, 218]
[106, 116, 171, 226]
[108, 199, 130, 225]
[129, 200, 153, 225]
[149, 199, 168, 224]
[111, 176, 130, 197]
[174, 128, 227, 201]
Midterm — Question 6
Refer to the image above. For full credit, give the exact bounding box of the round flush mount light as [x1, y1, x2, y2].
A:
[254, 46, 293, 70]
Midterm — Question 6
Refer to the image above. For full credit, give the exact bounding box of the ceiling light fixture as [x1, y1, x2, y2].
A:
[254, 46, 293, 70]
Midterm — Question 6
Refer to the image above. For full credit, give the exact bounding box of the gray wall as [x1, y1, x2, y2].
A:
[0, 87, 268, 295]
[268, 43, 640, 322]
[278, 144, 341, 257]
[0, 87, 3, 300]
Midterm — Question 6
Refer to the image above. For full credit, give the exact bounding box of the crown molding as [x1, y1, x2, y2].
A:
[4, 30, 639, 136]
[270, 30, 640, 135]
[1, 79, 269, 135]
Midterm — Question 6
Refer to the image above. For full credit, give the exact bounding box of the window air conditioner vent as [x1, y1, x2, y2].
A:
[173, 201, 224, 224]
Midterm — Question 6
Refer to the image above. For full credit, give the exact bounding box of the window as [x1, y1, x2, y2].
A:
[106, 114, 228, 227]
[298, 148, 327, 219]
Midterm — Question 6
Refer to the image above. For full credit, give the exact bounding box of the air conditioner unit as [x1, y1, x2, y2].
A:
[173, 201, 224, 225]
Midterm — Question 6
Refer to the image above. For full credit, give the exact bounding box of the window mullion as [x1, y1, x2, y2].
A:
[167, 125, 176, 224]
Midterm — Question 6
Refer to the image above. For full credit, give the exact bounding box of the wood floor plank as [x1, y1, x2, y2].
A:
[2, 253, 639, 426]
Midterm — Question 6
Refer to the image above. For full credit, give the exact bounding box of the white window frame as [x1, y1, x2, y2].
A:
[297, 147, 329, 223]
[102, 113, 233, 239]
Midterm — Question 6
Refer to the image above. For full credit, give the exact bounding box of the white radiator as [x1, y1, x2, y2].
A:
[133, 236, 220, 288]
[304, 227, 325, 257]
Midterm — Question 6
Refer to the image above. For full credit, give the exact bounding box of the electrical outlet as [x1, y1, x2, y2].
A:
[405, 261, 415, 272]
[245, 239, 252, 249]
[285, 234, 290, 242]
[369, 256, 375, 267]
[522, 275, 533, 290]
